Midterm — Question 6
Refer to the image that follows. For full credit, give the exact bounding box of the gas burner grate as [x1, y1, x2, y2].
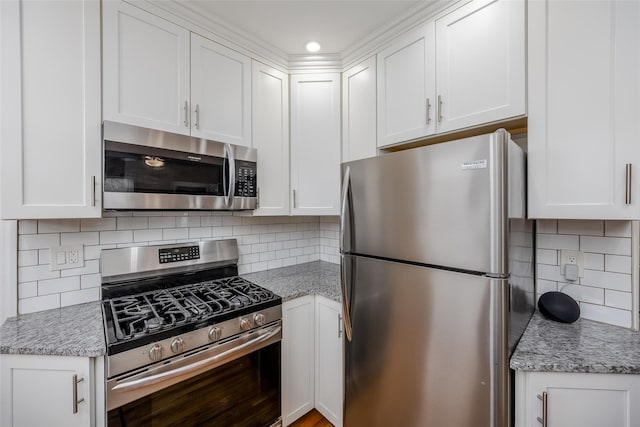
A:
[106, 277, 278, 343]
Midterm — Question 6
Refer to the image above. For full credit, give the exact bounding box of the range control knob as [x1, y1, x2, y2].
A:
[240, 318, 252, 331]
[208, 327, 222, 341]
[148, 344, 163, 362]
[170, 337, 185, 354]
[254, 313, 266, 326]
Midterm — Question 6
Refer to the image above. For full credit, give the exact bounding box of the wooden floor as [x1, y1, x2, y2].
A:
[290, 409, 334, 427]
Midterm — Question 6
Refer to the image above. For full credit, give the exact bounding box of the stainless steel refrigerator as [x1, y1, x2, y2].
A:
[340, 129, 535, 427]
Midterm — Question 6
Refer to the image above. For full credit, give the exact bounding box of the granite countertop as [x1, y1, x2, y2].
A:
[510, 311, 640, 374]
[0, 261, 340, 358]
[0, 301, 106, 357]
[241, 260, 341, 302]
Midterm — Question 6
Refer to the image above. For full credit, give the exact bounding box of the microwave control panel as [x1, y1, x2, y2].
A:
[236, 162, 256, 197]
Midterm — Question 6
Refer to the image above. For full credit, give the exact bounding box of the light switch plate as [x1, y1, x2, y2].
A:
[50, 245, 84, 271]
[560, 249, 584, 280]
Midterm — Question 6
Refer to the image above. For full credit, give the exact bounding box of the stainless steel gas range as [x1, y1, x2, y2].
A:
[100, 239, 282, 427]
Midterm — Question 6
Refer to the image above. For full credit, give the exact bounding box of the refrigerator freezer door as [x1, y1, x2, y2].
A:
[343, 255, 508, 427]
[342, 130, 511, 275]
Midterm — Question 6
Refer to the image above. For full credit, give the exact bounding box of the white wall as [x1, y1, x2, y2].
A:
[536, 219, 635, 328]
[16, 212, 343, 315]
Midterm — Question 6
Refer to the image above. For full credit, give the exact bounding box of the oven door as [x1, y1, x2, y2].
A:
[107, 322, 281, 427]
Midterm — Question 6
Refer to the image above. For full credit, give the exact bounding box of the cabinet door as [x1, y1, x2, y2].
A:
[435, 0, 525, 133]
[103, 1, 190, 135]
[290, 74, 341, 215]
[191, 33, 252, 146]
[517, 371, 640, 427]
[315, 297, 344, 427]
[252, 61, 290, 215]
[1, 355, 93, 427]
[527, 0, 640, 219]
[0, 0, 101, 219]
[282, 296, 315, 426]
[377, 23, 436, 147]
[342, 56, 377, 162]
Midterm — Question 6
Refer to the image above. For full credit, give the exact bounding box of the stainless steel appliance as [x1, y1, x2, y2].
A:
[101, 239, 282, 427]
[340, 129, 535, 427]
[103, 121, 257, 210]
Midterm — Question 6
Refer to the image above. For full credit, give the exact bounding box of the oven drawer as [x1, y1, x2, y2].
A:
[107, 321, 282, 412]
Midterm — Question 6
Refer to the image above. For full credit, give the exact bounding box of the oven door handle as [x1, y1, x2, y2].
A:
[112, 324, 281, 393]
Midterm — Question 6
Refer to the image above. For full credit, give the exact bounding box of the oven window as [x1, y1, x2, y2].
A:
[107, 342, 280, 427]
[104, 148, 225, 196]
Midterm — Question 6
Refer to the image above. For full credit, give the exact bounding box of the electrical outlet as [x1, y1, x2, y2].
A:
[560, 249, 584, 280]
[50, 245, 84, 271]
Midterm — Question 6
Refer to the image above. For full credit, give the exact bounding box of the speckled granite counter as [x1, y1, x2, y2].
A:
[510, 311, 640, 374]
[241, 261, 341, 302]
[0, 301, 105, 357]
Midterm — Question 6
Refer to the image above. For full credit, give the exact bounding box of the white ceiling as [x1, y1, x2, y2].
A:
[177, 1, 427, 56]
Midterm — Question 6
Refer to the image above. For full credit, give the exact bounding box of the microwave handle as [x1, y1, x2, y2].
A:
[224, 144, 236, 208]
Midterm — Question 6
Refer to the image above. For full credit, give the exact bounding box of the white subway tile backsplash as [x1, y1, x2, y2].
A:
[562, 284, 604, 305]
[580, 236, 631, 256]
[605, 290, 633, 311]
[536, 249, 557, 265]
[604, 255, 632, 274]
[579, 302, 631, 328]
[100, 230, 133, 244]
[604, 221, 632, 238]
[536, 219, 557, 234]
[537, 264, 564, 282]
[61, 232, 99, 246]
[61, 288, 100, 307]
[583, 252, 604, 271]
[537, 234, 579, 251]
[557, 220, 603, 236]
[81, 218, 116, 232]
[18, 220, 38, 234]
[17, 214, 339, 315]
[38, 276, 80, 295]
[581, 269, 631, 292]
[38, 219, 80, 233]
[19, 294, 60, 314]
[19, 233, 60, 250]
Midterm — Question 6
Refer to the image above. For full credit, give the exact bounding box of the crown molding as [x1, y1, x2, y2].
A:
[128, 0, 461, 72]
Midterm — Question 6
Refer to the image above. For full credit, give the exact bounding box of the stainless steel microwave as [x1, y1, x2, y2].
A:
[103, 121, 257, 210]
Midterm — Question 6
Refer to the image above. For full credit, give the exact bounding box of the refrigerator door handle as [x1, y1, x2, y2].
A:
[340, 166, 352, 253]
[340, 254, 354, 341]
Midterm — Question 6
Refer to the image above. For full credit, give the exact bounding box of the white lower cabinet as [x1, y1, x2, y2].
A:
[0, 355, 96, 427]
[515, 371, 640, 427]
[314, 297, 344, 427]
[282, 296, 344, 426]
[282, 296, 315, 425]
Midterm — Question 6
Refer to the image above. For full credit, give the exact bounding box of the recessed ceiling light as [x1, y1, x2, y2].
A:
[305, 41, 321, 53]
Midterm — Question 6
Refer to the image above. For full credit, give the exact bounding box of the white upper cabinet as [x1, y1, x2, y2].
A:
[377, 0, 525, 148]
[252, 61, 290, 216]
[103, 1, 251, 146]
[290, 74, 341, 215]
[377, 23, 436, 147]
[103, 0, 190, 135]
[435, 0, 525, 133]
[0, 0, 102, 219]
[191, 34, 251, 146]
[527, 0, 640, 219]
[342, 56, 377, 162]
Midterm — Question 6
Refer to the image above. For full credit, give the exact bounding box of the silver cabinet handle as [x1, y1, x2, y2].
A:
[72, 374, 84, 414]
[426, 98, 431, 124]
[90, 176, 96, 207]
[292, 189, 297, 209]
[183, 101, 189, 127]
[536, 392, 548, 427]
[626, 163, 632, 205]
[437, 95, 443, 122]
[338, 314, 343, 338]
[195, 104, 200, 130]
